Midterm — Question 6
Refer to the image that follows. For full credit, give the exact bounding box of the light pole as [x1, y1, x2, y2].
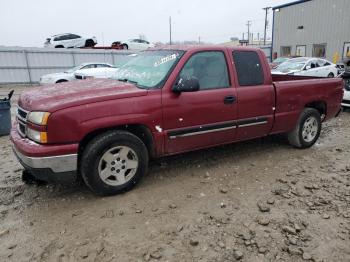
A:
[263, 7, 271, 45]
[246, 21, 252, 45]
[169, 16, 172, 45]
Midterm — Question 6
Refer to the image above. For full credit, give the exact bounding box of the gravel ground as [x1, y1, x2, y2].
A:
[0, 85, 349, 262]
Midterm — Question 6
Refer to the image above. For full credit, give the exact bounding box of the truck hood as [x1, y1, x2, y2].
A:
[19, 79, 148, 112]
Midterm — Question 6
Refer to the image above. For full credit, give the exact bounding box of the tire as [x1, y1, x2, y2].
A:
[80, 130, 149, 196]
[327, 73, 334, 78]
[85, 39, 95, 47]
[55, 79, 68, 84]
[122, 44, 128, 50]
[287, 108, 321, 149]
[55, 45, 64, 48]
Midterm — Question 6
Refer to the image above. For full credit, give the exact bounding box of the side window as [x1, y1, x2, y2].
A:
[70, 34, 81, 39]
[54, 35, 65, 41]
[96, 64, 110, 68]
[60, 35, 70, 41]
[82, 64, 94, 69]
[307, 60, 317, 69]
[179, 51, 229, 90]
[232, 51, 264, 86]
[322, 60, 331, 66]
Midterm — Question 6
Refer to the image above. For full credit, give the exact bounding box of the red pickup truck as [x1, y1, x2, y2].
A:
[11, 46, 344, 195]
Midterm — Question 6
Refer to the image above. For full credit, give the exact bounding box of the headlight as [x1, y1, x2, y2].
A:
[27, 112, 50, 125]
[26, 127, 48, 143]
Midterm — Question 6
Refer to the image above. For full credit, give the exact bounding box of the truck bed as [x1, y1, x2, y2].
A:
[272, 74, 327, 82]
[270, 75, 344, 134]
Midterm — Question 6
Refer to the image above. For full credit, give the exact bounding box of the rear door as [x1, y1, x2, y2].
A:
[319, 59, 336, 77]
[231, 50, 275, 140]
[162, 50, 238, 154]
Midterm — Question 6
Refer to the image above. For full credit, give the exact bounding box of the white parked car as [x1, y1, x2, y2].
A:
[342, 75, 350, 108]
[272, 57, 338, 78]
[74, 54, 139, 79]
[74, 67, 120, 80]
[39, 63, 113, 84]
[120, 39, 154, 50]
[44, 33, 97, 48]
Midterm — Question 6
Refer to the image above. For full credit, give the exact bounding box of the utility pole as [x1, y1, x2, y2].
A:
[263, 7, 271, 45]
[198, 36, 201, 45]
[246, 20, 252, 45]
[169, 16, 172, 45]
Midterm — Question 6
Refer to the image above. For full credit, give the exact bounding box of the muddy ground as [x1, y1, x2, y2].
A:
[0, 85, 349, 262]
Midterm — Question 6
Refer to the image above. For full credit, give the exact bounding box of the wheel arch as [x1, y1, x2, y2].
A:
[55, 79, 68, 83]
[305, 101, 327, 119]
[78, 124, 156, 160]
[85, 39, 96, 47]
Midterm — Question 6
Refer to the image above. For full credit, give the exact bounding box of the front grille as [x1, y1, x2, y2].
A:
[343, 99, 350, 105]
[17, 107, 28, 120]
[17, 107, 28, 137]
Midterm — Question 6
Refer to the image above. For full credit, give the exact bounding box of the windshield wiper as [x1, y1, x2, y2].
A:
[117, 78, 148, 89]
[117, 78, 138, 85]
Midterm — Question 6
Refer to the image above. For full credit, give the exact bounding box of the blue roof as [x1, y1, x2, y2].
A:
[272, 0, 312, 10]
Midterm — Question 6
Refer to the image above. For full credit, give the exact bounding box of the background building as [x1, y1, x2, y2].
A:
[272, 0, 350, 63]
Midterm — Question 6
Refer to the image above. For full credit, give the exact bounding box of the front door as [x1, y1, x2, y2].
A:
[162, 50, 238, 154]
[299, 59, 321, 77]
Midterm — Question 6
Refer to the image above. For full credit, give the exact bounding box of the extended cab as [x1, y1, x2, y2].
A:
[10, 46, 344, 195]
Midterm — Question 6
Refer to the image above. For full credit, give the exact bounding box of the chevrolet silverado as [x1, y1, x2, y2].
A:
[11, 46, 344, 195]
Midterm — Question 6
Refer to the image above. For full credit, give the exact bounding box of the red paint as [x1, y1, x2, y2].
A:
[11, 46, 344, 160]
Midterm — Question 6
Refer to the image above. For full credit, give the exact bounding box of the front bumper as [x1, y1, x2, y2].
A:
[10, 126, 79, 182]
[12, 145, 77, 173]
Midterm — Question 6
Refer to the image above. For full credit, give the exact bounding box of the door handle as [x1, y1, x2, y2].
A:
[224, 95, 236, 104]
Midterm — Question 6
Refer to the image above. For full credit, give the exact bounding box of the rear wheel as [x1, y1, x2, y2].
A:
[287, 108, 321, 148]
[327, 73, 334, 78]
[85, 39, 95, 47]
[80, 130, 148, 196]
[122, 44, 128, 50]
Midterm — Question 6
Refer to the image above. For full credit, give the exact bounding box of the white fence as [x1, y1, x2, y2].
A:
[0, 45, 273, 84]
[0, 47, 135, 84]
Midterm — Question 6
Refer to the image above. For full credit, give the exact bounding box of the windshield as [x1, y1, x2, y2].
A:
[273, 57, 289, 63]
[274, 59, 308, 71]
[111, 50, 184, 88]
[65, 65, 81, 73]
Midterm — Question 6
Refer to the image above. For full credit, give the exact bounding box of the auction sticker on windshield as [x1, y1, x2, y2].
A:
[154, 54, 179, 67]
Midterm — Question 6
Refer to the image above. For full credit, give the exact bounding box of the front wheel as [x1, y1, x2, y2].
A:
[80, 130, 149, 196]
[327, 73, 334, 78]
[287, 108, 321, 148]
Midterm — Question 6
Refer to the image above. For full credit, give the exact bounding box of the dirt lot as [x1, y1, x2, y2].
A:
[0, 85, 349, 262]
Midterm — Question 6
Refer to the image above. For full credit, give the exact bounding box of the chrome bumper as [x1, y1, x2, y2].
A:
[12, 146, 77, 173]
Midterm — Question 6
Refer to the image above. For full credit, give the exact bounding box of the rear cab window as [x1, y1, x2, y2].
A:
[232, 51, 264, 86]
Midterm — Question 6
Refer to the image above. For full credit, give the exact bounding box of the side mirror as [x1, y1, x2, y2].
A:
[172, 77, 200, 93]
[305, 65, 311, 70]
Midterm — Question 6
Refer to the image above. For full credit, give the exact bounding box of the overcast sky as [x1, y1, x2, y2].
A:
[0, 0, 288, 47]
